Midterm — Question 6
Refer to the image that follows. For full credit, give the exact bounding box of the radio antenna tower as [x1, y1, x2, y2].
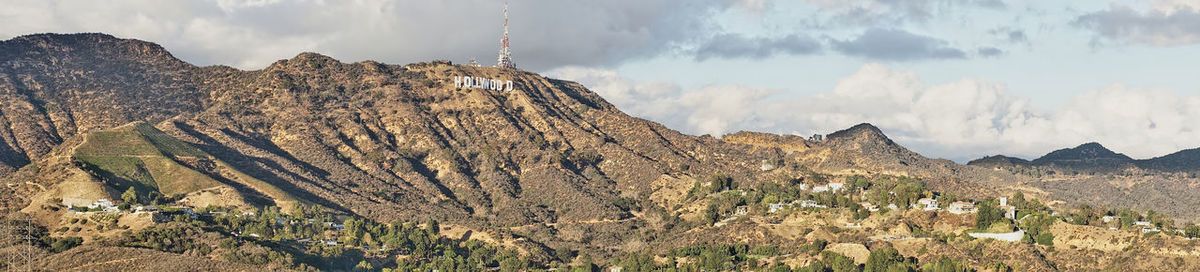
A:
[496, 0, 516, 69]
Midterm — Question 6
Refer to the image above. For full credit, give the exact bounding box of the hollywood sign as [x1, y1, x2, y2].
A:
[454, 76, 514, 91]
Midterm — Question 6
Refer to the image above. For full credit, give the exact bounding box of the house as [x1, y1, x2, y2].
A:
[858, 202, 879, 212]
[133, 205, 160, 214]
[760, 159, 777, 171]
[797, 183, 810, 191]
[769, 202, 790, 213]
[845, 222, 862, 228]
[1102, 216, 1116, 223]
[886, 204, 898, 210]
[827, 181, 845, 193]
[998, 197, 1015, 219]
[1142, 227, 1160, 233]
[733, 206, 749, 216]
[947, 201, 976, 215]
[800, 200, 827, 208]
[1133, 221, 1152, 227]
[324, 222, 345, 230]
[813, 185, 829, 193]
[913, 198, 938, 211]
[322, 240, 338, 246]
[87, 199, 119, 213]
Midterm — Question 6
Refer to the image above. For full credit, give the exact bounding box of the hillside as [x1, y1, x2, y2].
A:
[4, 33, 1200, 271]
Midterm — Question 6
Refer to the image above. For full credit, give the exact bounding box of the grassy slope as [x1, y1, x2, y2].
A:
[72, 122, 302, 211]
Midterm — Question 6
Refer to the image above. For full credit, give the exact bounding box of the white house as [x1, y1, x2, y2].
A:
[947, 201, 976, 215]
[828, 182, 845, 193]
[1142, 227, 1160, 233]
[733, 206, 749, 216]
[1133, 221, 1152, 227]
[858, 202, 879, 212]
[1102, 216, 1116, 223]
[769, 202, 790, 213]
[800, 200, 827, 208]
[812, 185, 829, 193]
[913, 198, 939, 211]
[797, 183, 810, 191]
[87, 199, 119, 213]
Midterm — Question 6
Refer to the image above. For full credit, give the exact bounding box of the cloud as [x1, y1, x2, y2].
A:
[804, 0, 1007, 26]
[548, 64, 1200, 161]
[977, 46, 1004, 57]
[0, 0, 757, 70]
[1074, 2, 1200, 47]
[831, 28, 967, 61]
[989, 27, 1028, 44]
[693, 33, 822, 61]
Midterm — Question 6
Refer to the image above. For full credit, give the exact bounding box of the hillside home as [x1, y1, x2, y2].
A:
[998, 197, 1015, 219]
[828, 181, 845, 193]
[1102, 215, 1116, 223]
[87, 199, 119, 213]
[734, 206, 749, 216]
[1142, 227, 1160, 233]
[887, 204, 899, 210]
[813, 185, 829, 193]
[858, 202, 879, 212]
[800, 200, 827, 208]
[1133, 221, 1152, 227]
[769, 202, 790, 213]
[913, 198, 939, 211]
[798, 183, 810, 191]
[947, 201, 976, 214]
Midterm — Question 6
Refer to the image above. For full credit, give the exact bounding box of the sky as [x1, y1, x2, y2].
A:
[2, 0, 1199, 162]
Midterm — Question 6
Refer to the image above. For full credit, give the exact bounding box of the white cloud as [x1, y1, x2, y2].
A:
[1074, 0, 1200, 47]
[549, 64, 1200, 161]
[0, 0, 755, 70]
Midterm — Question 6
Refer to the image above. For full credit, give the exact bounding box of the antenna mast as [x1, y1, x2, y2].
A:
[497, 0, 516, 69]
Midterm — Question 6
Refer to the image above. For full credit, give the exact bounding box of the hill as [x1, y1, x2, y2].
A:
[5, 33, 1200, 270]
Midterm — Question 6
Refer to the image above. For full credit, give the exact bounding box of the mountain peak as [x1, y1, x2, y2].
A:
[1032, 142, 1134, 169]
[825, 123, 893, 145]
[4, 33, 177, 62]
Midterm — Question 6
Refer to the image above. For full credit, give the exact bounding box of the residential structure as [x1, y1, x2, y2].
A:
[768, 202, 790, 213]
[914, 198, 939, 211]
[858, 202, 879, 212]
[827, 181, 845, 193]
[812, 185, 829, 193]
[800, 200, 827, 208]
[947, 201, 976, 214]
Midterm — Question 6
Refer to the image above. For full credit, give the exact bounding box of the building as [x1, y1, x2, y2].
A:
[769, 202, 790, 213]
[998, 197, 1016, 219]
[827, 181, 845, 193]
[887, 204, 899, 210]
[1133, 221, 1152, 227]
[86, 199, 119, 213]
[858, 202, 879, 212]
[913, 198, 939, 211]
[813, 185, 829, 193]
[1142, 227, 1160, 233]
[947, 201, 976, 214]
[1101, 215, 1116, 223]
[797, 183, 810, 191]
[733, 206, 749, 216]
[800, 200, 827, 208]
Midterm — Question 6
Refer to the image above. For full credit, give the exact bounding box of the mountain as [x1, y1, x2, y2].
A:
[1030, 142, 1135, 172]
[967, 155, 1032, 169]
[1138, 148, 1200, 172]
[6, 33, 1200, 270]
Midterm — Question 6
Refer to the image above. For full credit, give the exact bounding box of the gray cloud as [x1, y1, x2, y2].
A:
[549, 64, 1200, 162]
[693, 33, 821, 61]
[0, 0, 753, 70]
[989, 27, 1028, 44]
[977, 47, 1004, 57]
[831, 28, 966, 61]
[806, 0, 1006, 26]
[1074, 4, 1200, 47]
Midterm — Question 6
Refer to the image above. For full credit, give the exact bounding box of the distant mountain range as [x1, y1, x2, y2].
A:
[968, 142, 1199, 173]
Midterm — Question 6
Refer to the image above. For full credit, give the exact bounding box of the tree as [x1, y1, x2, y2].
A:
[122, 187, 138, 204]
[975, 200, 1002, 230]
[822, 251, 858, 272]
[1036, 233, 1054, 246]
[1185, 224, 1200, 239]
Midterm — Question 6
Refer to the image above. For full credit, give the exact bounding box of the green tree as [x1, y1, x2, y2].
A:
[1036, 233, 1054, 246]
[822, 251, 859, 272]
[122, 187, 139, 204]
